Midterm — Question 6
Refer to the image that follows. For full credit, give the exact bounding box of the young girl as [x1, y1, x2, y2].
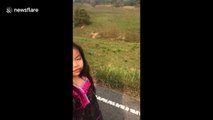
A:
[72, 42, 103, 120]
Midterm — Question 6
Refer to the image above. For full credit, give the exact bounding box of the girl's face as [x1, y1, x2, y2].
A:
[73, 48, 84, 77]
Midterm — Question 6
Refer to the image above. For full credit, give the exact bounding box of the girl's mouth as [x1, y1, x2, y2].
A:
[73, 68, 81, 72]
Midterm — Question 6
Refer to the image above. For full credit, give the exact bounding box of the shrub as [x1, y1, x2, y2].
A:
[74, 8, 91, 27]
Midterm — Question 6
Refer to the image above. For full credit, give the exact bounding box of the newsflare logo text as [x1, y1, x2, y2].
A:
[6, 7, 39, 13]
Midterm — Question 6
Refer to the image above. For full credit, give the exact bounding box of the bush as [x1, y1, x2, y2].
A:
[74, 8, 91, 27]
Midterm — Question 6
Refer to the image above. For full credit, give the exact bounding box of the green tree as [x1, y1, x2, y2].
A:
[74, 8, 91, 27]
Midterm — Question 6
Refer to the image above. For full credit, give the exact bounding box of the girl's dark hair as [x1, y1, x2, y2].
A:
[73, 42, 96, 93]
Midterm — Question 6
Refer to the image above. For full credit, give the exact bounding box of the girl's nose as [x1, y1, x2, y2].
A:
[73, 60, 79, 67]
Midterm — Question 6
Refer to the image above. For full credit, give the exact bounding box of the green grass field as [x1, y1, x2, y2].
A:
[73, 4, 140, 97]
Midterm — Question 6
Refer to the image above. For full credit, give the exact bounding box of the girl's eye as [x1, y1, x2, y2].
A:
[76, 57, 81, 61]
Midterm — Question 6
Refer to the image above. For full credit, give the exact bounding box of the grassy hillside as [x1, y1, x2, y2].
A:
[73, 4, 140, 43]
[73, 4, 140, 97]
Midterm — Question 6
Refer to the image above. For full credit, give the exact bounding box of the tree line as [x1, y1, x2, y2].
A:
[73, 0, 140, 7]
